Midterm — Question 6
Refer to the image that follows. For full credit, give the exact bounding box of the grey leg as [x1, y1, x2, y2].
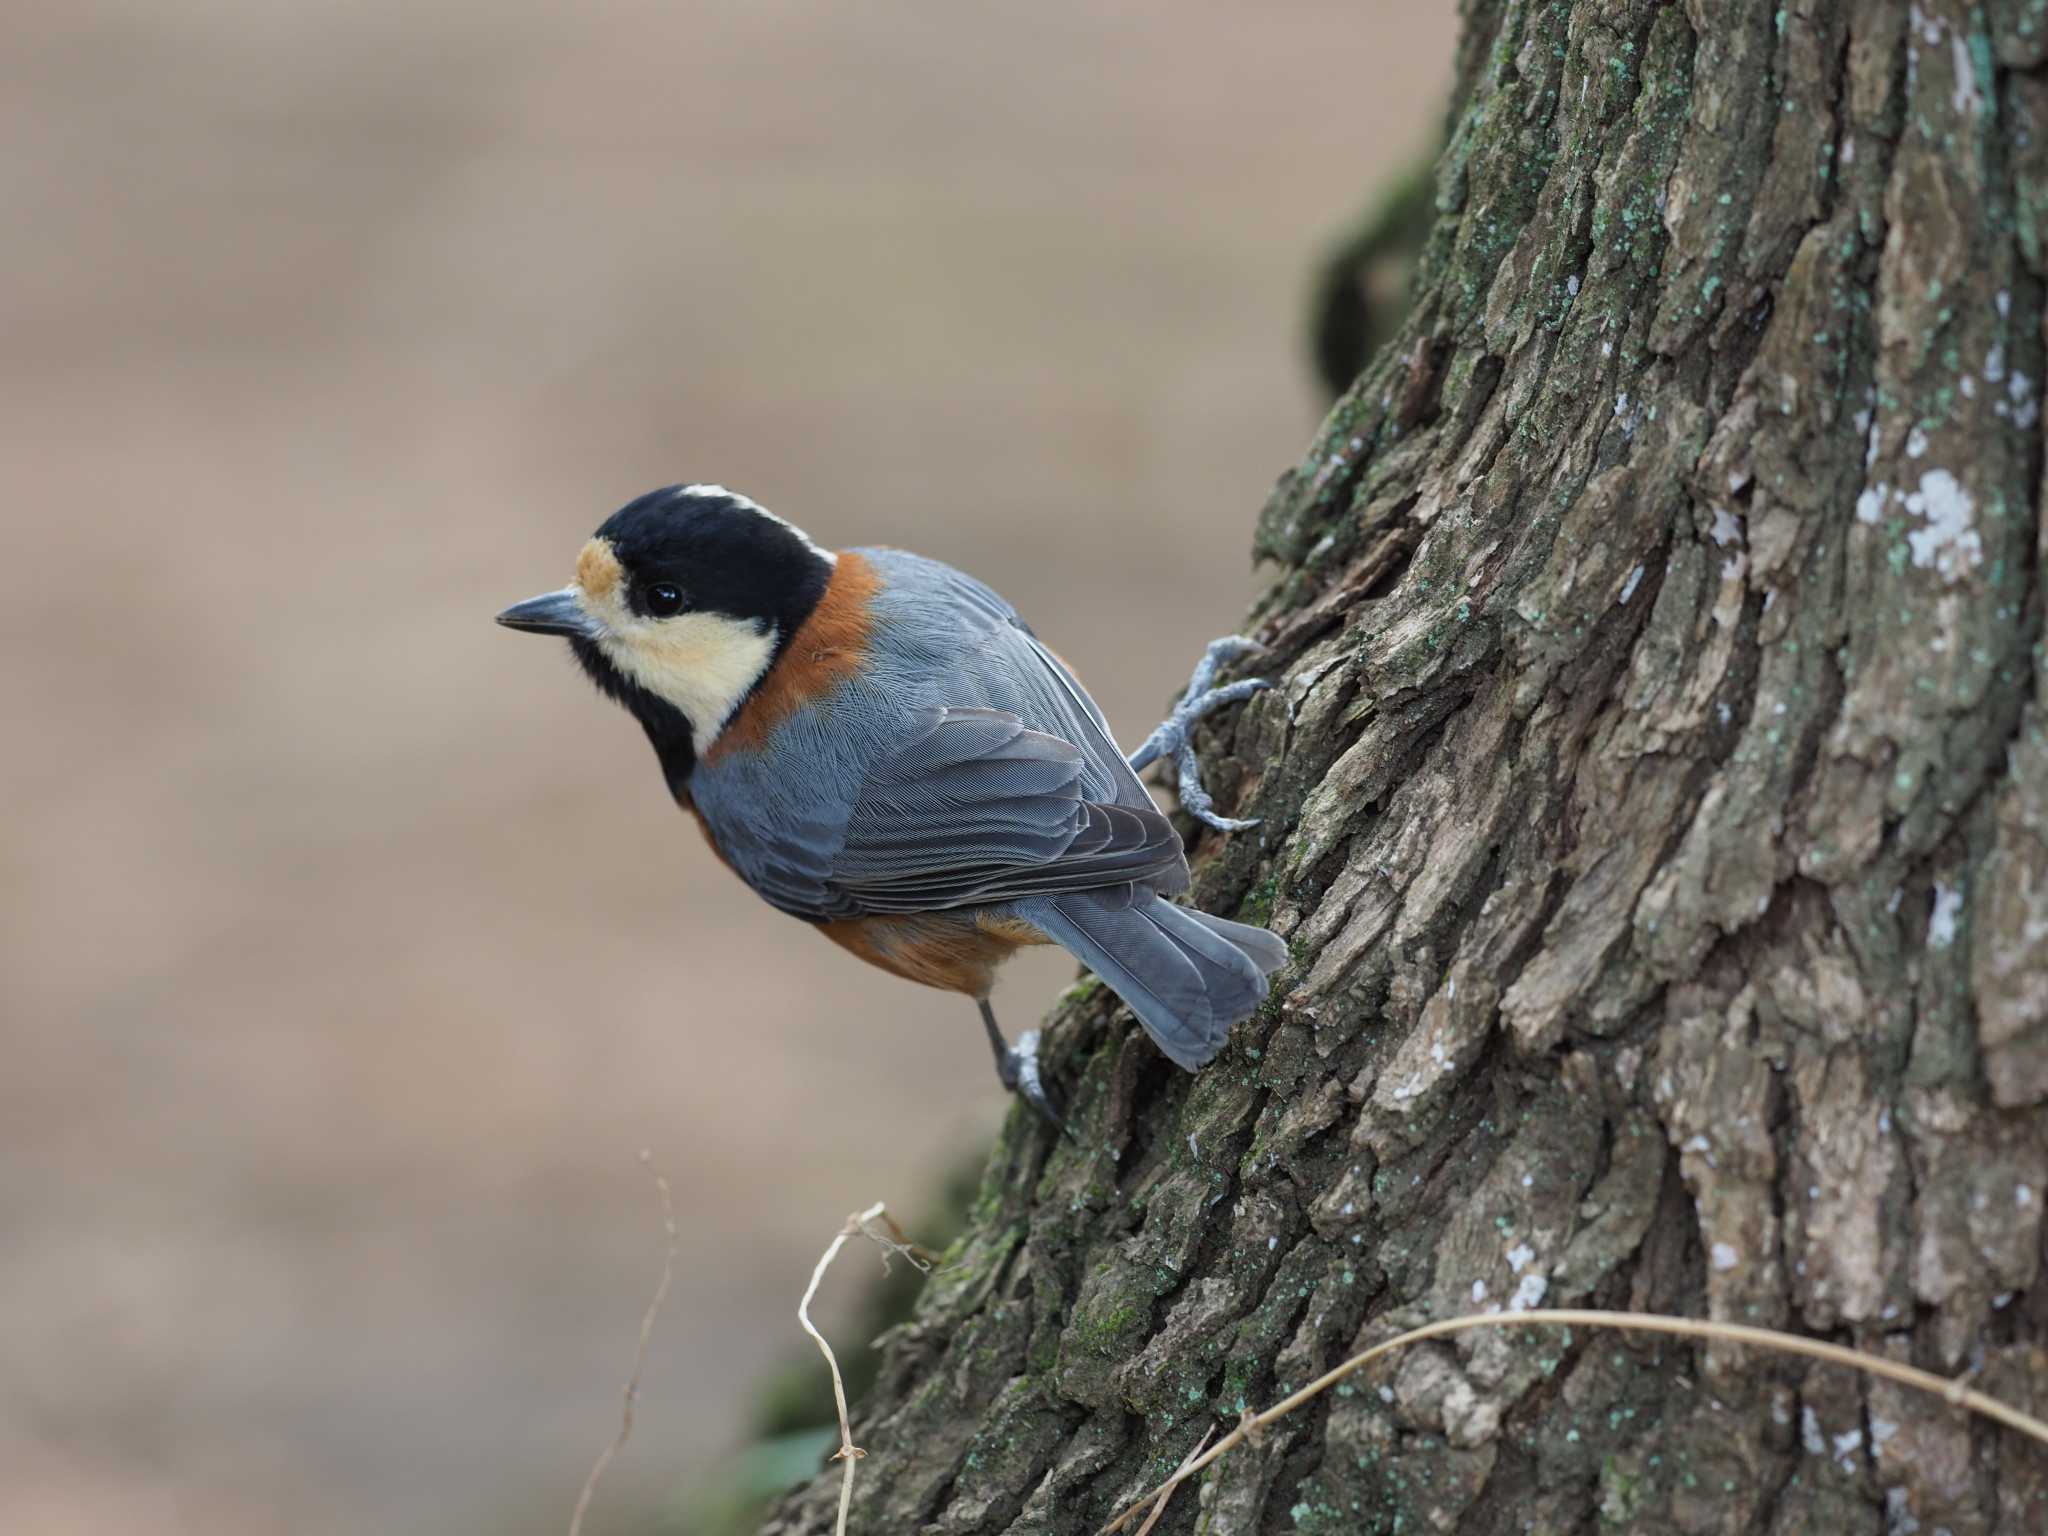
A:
[1127, 635, 1272, 832]
[980, 999, 1070, 1137]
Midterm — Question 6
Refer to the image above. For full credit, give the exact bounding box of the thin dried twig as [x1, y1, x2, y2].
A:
[568, 1149, 678, 1536]
[1132, 1423, 1215, 1536]
[1100, 1307, 2048, 1535]
[799, 1201, 933, 1536]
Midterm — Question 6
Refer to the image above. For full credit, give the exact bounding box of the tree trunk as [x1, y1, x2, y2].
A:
[762, 2, 2048, 1530]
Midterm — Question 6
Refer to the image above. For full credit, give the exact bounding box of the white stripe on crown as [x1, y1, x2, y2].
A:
[674, 483, 837, 565]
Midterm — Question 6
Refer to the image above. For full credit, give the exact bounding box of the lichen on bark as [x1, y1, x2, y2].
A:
[760, 2, 2048, 1531]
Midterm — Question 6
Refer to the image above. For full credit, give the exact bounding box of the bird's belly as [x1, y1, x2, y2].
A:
[818, 910, 1051, 997]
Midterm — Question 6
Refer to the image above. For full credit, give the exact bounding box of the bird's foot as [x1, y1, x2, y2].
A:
[1127, 635, 1271, 833]
[997, 1030, 1071, 1136]
[981, 1002, 1072, 1138]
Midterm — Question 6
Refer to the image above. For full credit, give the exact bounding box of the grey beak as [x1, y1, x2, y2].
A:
[495, 588, 602, 639]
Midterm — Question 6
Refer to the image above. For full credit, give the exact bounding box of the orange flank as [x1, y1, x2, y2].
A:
[820, 909, 1049, 998]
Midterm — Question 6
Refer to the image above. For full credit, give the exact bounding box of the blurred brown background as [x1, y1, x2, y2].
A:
[1, 4, 1453, 1531]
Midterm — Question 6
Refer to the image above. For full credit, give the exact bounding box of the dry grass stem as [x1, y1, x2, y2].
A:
[799, 1200, 931, 1536]
[1101, 1307, 2048, 1534]
[568, 1149, 678, 1536]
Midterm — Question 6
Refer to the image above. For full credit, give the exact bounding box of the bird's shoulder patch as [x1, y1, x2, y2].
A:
[707, 550, 882, 760]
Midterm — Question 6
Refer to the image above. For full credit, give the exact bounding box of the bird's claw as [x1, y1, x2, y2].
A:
[1128, 635, 1271, 833]
[996, 1029, 1074, 1138]
[983, 1001, 1073, 1139]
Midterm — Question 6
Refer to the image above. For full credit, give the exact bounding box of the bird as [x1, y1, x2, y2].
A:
[496, 484, 1286, 1129]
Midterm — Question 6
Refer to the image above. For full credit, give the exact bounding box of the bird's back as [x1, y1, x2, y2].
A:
[855, 548, 1160, 813]
[688, 547, 1188, 922]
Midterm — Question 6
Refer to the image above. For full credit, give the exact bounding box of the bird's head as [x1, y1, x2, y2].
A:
[497, 484, 835, 779]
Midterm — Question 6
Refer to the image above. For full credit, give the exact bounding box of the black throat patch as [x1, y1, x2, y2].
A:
[569, 637, 699, 797]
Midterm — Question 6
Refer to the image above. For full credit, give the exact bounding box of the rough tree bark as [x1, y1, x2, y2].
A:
[763, 2, 2048, 1530]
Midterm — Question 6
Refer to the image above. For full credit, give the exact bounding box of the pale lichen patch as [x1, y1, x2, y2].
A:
[1901, 469, 1981, 579]
[1927, 882, 1963, 948]
[2008, 371, 2038, 429]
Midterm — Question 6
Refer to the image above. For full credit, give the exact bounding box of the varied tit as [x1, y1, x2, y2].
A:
[497, 484, 1285, 1129]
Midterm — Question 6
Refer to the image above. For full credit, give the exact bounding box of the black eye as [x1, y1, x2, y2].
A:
[645, 583, 685, 617]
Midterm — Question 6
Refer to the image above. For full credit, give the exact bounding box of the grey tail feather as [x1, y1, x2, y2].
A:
[1019, 889, 1288, 1071]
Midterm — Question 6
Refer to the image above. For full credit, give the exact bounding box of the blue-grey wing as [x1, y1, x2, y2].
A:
[696, 549, 1189, 920]
[708, 797, 850, 919]
[881, 553, 1153, 815]
[827, 706, 1185, 914]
